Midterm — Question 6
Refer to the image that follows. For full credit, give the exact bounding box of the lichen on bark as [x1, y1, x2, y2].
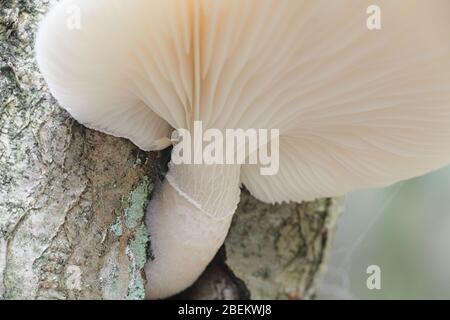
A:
[0, 0, 155, 299]
[224, 192, 342, 299]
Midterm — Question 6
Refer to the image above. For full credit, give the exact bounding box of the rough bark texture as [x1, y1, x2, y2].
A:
[225, 193, 341, 299]
[0, 0, 341, 300]
[0, 0, 155, 300]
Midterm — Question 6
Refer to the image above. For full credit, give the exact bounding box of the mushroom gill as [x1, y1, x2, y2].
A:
[36, 0, 450, 299]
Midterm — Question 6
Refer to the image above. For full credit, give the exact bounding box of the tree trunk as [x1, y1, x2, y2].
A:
[0, 0, 341, 300]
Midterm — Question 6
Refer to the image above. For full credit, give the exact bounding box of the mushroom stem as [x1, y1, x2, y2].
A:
[144, 162, 241, 299]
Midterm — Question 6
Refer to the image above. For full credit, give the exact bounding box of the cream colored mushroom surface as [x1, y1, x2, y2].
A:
[36, 0, 450, 299]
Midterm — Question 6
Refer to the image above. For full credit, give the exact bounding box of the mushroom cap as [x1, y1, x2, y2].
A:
[37, 0, 450, 202]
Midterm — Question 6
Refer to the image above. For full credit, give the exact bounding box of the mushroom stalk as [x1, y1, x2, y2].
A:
[145, 161, 241, 299]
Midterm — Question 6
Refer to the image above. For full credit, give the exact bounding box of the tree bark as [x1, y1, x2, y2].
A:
[0, 0, 341, 300]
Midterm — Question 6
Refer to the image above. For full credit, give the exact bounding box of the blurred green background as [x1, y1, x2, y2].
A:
[319, 165, 450, 299]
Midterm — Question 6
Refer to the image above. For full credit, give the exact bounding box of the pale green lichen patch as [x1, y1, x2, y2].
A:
[110, 217, 123, 237]
[106, 265, 119, 295]
[129, 225, 150, 270]
[127, 225, 149, 300]
[103, 178, 152, 300]
[124, 176, 152, 229]
[126, 225, 149, 300]
[100, 245, 121, 300]
[134, 158, 142, 167]
[127, 274, 145, 300]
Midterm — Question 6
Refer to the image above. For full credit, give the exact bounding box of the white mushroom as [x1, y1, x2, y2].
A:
[36, 0, 450, 299]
